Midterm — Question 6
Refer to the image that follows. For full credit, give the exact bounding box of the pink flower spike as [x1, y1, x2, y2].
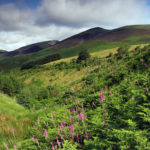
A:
[5, 144, 9, 150]
[44, 130, 48, 137]
[100, 90, 105, 103]
[13, 145, 17, 150]
[80, 113, 84, 122]
[51, 116, 53, 120]
[35, 139, 38, 144]
[32, 137, 35, 141]
[109, 91, 112, 95]
[52, 146, 54, 150]
[81, 103, 84, 108]
[130, 82, 133, 86]
[69, 125, 74, 134]
[73, 108, 76, 113]
[60, 123, 64, 131]
[92, 102, 95, 107]
[57, 139, 60, 147]
[12, 128, 15, 134]
[81, 108, 84, 112]
[55, 145, 57, 150]
[146, 88, 149, 93]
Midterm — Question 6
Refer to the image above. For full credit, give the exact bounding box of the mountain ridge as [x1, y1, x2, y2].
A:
[2, 24, 150, 58]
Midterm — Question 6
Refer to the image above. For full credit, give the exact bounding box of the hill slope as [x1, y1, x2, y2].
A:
[3, 40, 59, 57]
[0, 93, 31, 149]
[0, 43, 149, 149]
[1, 25, 150, 70]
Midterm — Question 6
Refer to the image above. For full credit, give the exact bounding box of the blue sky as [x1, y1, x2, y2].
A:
[0, 0, 41, 8]
[0, 0, 150, 51]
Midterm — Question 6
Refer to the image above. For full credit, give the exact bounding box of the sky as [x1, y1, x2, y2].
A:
[0, 0, 150, 51]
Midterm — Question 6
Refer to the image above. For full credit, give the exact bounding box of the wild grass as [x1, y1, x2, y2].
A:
[0, 34, 149, 70]
[0, 93, 32, 149]
[23, 43, 148, 87]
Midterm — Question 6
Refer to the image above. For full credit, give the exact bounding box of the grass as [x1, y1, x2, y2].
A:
[0, 93, 32, 149]
[0, 34, 150, 70]
[0, 42, 150, 149]
[21, 43, 148, 87]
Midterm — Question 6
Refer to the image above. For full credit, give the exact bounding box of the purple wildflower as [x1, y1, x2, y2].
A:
[80, 113, 84, 122]
[100, 90, 105, 103]
[60, 123, 64, 131]
[57, 139, 60, 147]
[37, 117, 40, 124]
[69, 125, 74, 134]
[35, 139, 38, 144]
[44, 130, 48, 137]
[13, 145, 17, 150]
[146, 88, 149, 93]
[5, 145, 9, 150]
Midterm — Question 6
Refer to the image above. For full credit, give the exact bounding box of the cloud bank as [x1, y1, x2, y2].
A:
[0, 0, 149, 51]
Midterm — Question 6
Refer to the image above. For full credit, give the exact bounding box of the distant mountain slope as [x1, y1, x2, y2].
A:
[0, 50, 7, 54]
[0, 24, 150, 70]
[51, 27, 110, 50]
[4, 40, 59, 57]
[2, 25, 150, 58]
[96, 25, 150, 42]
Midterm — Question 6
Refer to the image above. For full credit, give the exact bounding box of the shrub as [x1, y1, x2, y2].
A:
[77, 50, 90, 63]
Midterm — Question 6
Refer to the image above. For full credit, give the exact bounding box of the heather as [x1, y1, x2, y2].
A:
[0, 45, 150, 149]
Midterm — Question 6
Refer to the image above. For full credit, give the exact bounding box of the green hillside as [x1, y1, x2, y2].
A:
[0, 93, 31, 149]
[1, 25, 150, 70]
[0, 43, 150, 149]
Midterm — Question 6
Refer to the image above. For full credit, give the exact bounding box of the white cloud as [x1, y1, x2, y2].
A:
[0, 4, 33, 31]
[0, 0, 150, 51]
[37, 0, 150, 27]
[0, 26, 87, 50]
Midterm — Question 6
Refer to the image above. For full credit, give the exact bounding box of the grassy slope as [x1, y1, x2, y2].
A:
[0, 32, 150, 70]
[0, 93, 31, 149]
[0, 43, 150, 149]
[19, 43, 147, 87]
[14, 43, 150, 149]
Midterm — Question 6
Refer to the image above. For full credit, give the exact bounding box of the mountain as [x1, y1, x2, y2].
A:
[1, 27, 109, 58]
[51, 27, 110, 50]
[0, 24, 150, 70]
[2, 25, 150, 58]
[50, 25, 150, 51]
[3, 40, 59, 57]
[96, 25, 150, 42]
[0, 49, 7, 53]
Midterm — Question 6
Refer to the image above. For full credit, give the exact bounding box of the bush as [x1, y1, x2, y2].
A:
[77, 50, 90, 63]
[0, 73, 23, 96]
[21, 53, 61, 70]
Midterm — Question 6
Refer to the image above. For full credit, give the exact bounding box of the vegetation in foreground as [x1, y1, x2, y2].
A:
[0, 44, 150, 149]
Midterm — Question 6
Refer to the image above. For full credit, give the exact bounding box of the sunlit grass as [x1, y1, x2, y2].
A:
[24, 43, 148, 87]
[0, 93, 32, 149]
